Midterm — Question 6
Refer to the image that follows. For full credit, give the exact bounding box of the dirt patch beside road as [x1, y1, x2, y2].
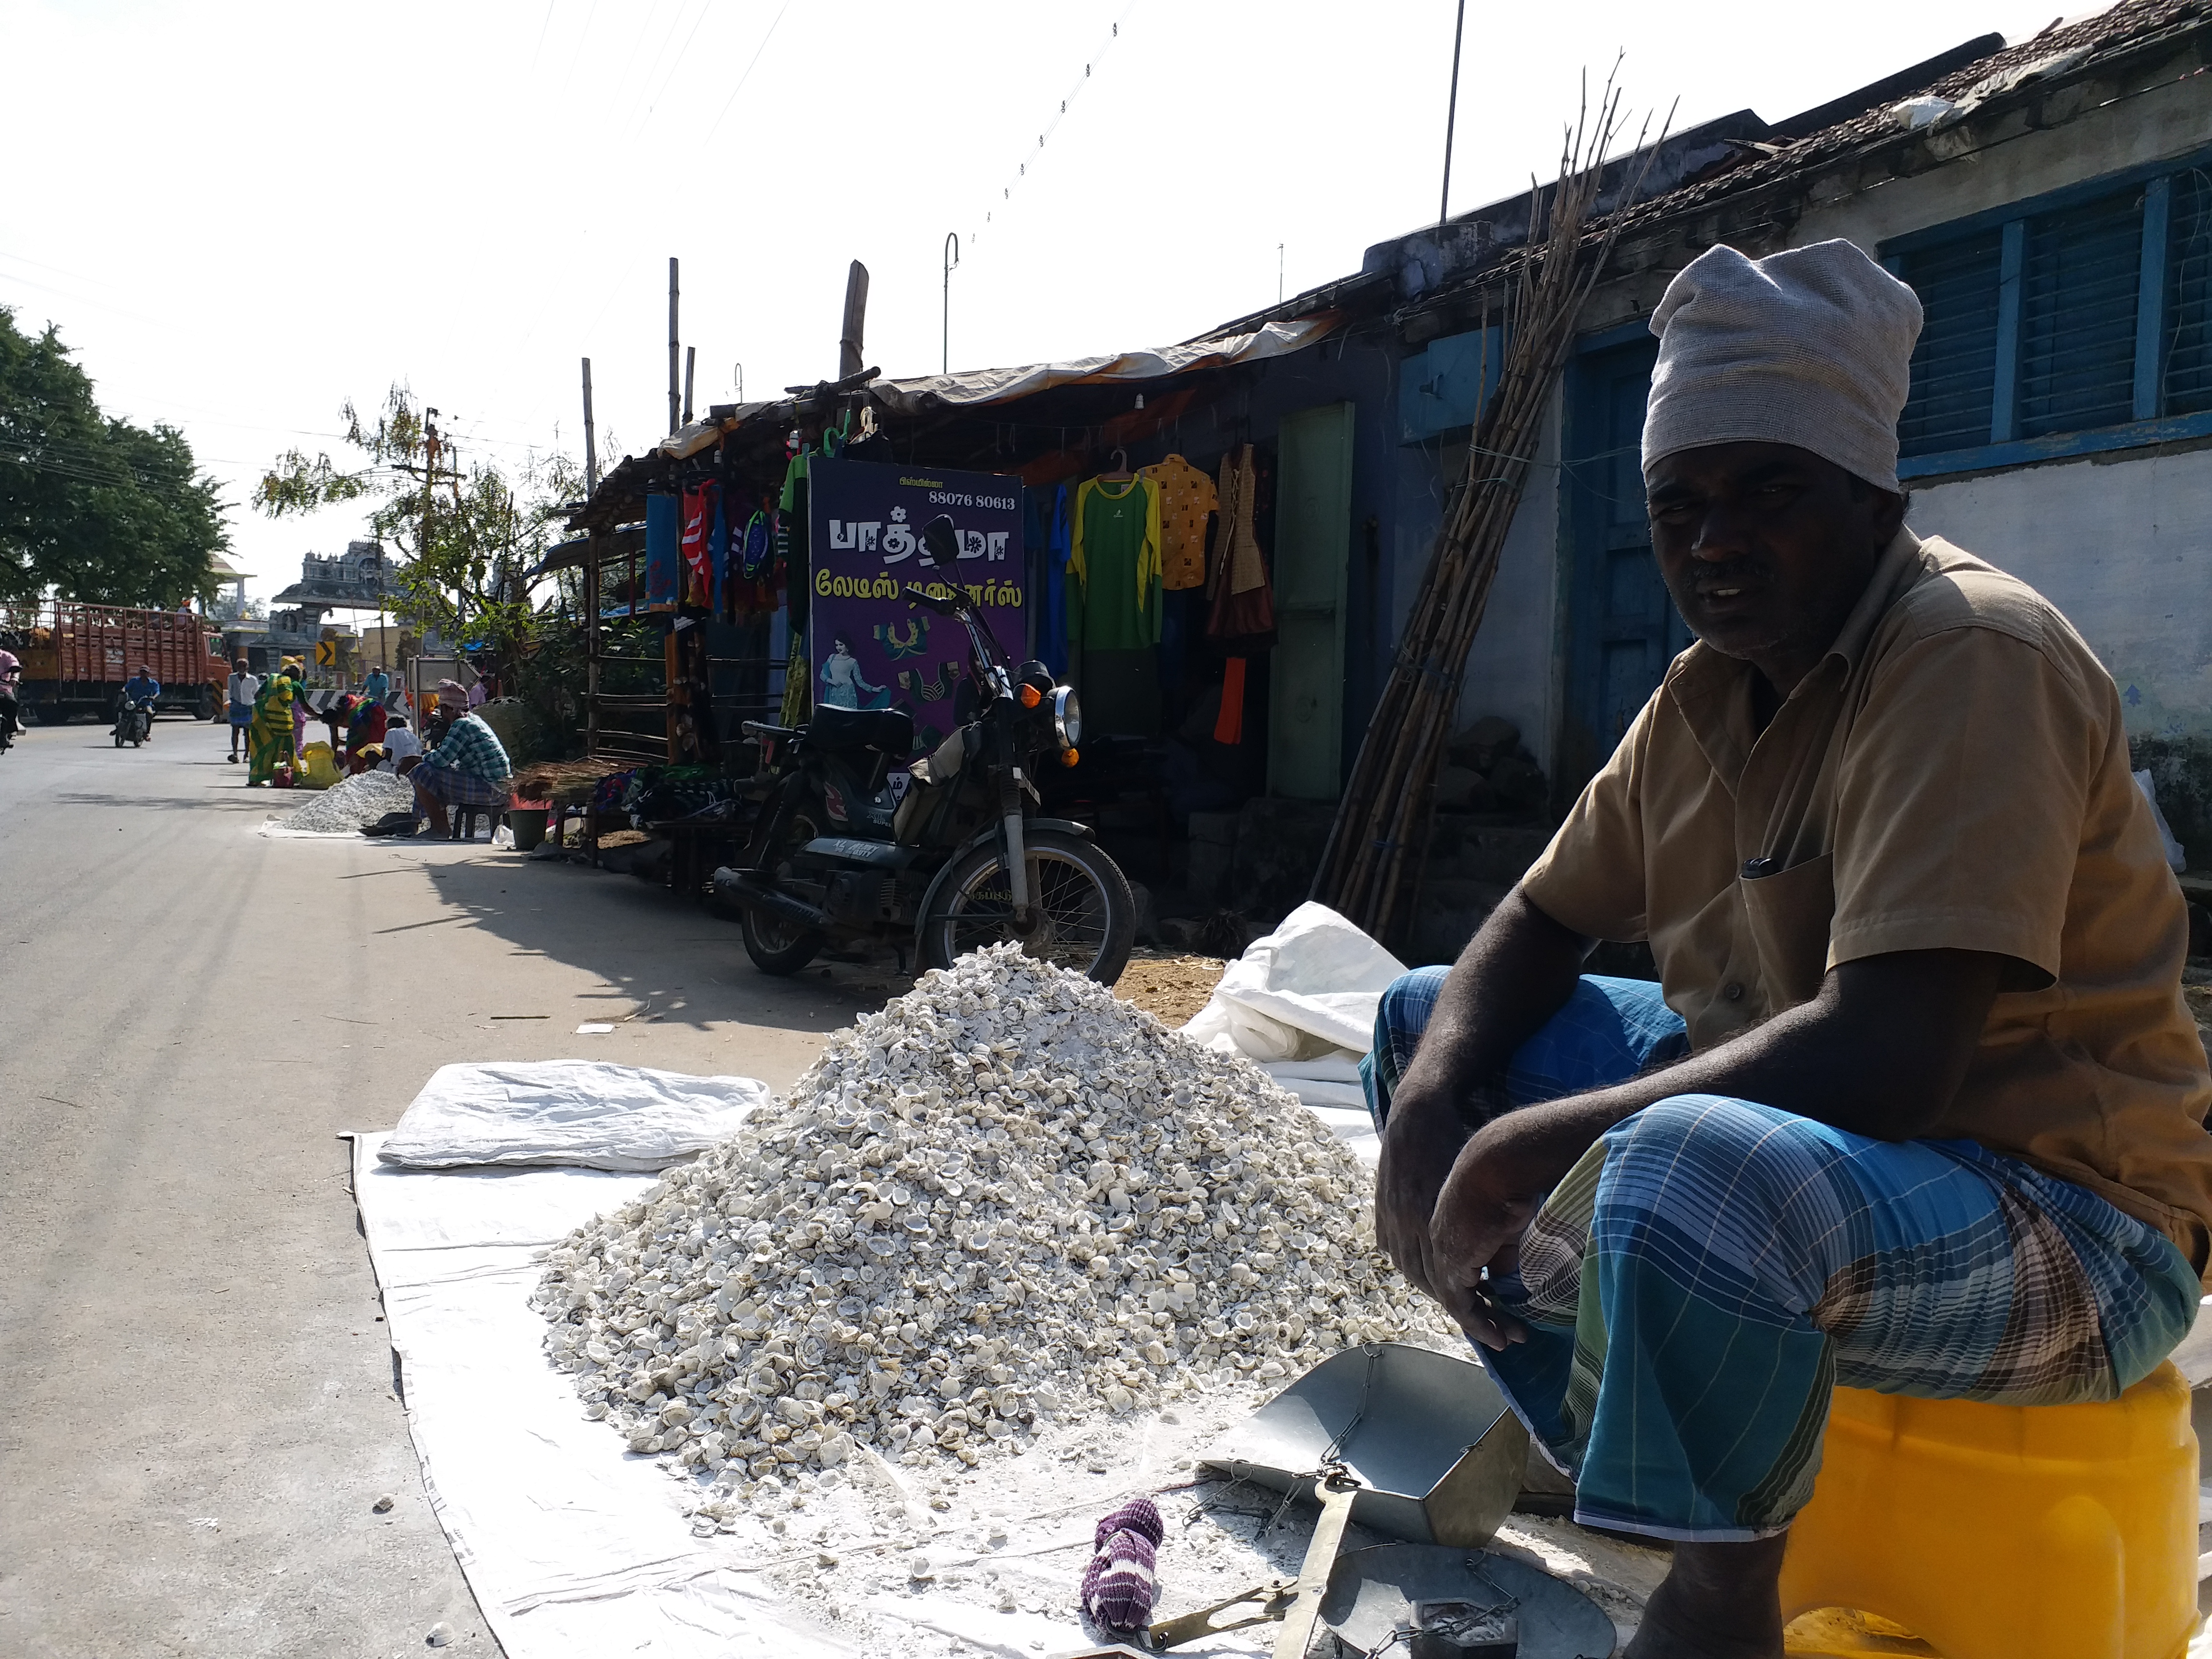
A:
[1116, 950, 1226, 1027]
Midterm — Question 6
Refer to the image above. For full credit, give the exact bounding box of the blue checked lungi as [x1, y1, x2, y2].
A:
[1366, 967, 2202, 1543]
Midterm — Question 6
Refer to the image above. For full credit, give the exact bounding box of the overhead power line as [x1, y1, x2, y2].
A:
[971, 0, 1139, 251]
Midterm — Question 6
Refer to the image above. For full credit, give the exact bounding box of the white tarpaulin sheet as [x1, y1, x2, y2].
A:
[1182, 903, 1407, 1162]
[350, 1069, 1695, 1657]
[379, 1061, 773, 1172]
[350, 1132, 852, 1658]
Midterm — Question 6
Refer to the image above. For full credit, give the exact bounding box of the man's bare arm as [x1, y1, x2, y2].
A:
[1374, 887, 1591, 1298]
[1430, 945, 2005, 1346]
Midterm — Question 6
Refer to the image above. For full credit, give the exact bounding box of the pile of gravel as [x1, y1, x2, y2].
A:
[531, 944, 1449, 1494]
[284, 769, 418, 833]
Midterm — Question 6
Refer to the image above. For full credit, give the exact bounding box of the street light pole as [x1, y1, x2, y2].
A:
[942, 232, 961, 374]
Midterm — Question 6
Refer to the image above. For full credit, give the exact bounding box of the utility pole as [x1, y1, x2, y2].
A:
[667, 256, 681, 435]
[942, 233, 960, 374]
[840, 260, 870, 380]
[421, 408, 441, 574]
[581, 357, 599, 499]
[1440, 0, 1467, 228]
[683, 345, 696, 426]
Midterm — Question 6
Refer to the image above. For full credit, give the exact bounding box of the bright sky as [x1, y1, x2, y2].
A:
[1, 0, 2063, 598]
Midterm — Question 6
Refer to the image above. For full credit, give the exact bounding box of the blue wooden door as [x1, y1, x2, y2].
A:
[1560, 337, 1687, 794]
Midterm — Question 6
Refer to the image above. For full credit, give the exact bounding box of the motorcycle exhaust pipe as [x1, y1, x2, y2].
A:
[712, 869, 834, 931]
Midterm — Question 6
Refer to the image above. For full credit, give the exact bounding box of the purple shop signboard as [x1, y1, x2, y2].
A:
[807, 457, 1025, 755]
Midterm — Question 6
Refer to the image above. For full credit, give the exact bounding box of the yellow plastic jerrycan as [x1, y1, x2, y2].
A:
[1779, 1361, 2200, 1659]
[297, 741, 342, 790]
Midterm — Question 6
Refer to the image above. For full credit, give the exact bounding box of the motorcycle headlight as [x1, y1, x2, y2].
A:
[1053, 686, 1081, 750]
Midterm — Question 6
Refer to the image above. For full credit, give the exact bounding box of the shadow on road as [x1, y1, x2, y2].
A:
[373, 849, 913, 1037]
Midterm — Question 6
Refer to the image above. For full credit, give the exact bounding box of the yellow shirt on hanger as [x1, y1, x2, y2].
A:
[1137, 454, 1218, 591]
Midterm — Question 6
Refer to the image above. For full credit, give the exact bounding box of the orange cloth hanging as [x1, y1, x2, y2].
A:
[1213, 657, 1247, 745]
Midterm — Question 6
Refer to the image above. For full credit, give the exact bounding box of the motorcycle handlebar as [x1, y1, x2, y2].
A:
[901, 585, 958, 615]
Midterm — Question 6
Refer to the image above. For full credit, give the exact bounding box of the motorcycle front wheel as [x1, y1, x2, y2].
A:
[920, 829, 1135, 985]
[737, 805, 824, 976]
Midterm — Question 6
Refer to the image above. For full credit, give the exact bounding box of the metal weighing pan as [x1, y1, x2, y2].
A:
[1202, 1343, 1529, 1546]
[1320, 1544, 1618, 1659]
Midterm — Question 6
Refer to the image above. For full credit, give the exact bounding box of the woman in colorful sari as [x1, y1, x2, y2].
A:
[344, 692, 388, 770]
[245, 661, 301, 786]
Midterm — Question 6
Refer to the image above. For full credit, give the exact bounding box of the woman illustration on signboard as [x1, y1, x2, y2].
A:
[818, 634, 890, 709]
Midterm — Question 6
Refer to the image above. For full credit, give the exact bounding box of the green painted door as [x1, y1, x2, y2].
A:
[1269, 401, 1355, 800]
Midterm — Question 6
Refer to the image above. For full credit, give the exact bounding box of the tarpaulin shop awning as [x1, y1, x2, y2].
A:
[651, 315, 1341, 461]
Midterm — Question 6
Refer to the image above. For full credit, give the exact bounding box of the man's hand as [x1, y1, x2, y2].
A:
[1369, 888, 1594, 1301]
[1373, 1082, 1470, 1300]
[1429, 1114, 1560, 1349]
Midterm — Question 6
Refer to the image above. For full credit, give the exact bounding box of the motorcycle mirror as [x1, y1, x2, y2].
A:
[919, 515, 959, 568]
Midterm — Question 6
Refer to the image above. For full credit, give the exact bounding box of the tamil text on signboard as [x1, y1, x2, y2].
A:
[807, 457, 1025, 756]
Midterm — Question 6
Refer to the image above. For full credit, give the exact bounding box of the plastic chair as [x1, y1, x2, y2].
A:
[1779, 1361, 2199, 1659]
[449, 806, 491, 841]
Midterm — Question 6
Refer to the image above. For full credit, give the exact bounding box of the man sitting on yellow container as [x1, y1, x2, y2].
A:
[1366, 240, 2212, 1659]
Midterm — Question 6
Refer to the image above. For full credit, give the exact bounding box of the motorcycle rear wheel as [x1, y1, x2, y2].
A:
[741, 906, 824, 976]
[920, 829, 1135, 985]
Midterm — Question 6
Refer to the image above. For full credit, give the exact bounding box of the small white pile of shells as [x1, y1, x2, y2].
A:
[531, 944, 1449, 1490]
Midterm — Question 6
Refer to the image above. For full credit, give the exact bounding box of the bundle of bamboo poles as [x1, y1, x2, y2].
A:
[1312, 83, 1658, 945]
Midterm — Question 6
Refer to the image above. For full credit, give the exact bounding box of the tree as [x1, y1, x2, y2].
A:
[0, 306, 229, 606]
[255, 385, 582, 661]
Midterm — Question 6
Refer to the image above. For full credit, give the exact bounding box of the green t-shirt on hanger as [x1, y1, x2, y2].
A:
[1067, 476, 1163, 653]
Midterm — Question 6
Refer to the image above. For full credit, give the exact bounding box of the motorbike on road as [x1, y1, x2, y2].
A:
[714, 514, 1136, 984]
[113, 694, 154, 748]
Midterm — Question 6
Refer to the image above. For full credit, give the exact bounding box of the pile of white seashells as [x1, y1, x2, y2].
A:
[532, 944, 1452, 1486]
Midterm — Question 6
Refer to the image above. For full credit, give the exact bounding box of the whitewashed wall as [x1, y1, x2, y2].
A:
[1908, 447, 2212, 738]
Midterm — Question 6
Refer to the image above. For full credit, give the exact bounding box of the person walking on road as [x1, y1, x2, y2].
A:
[245, 660, 301, 786]
[226, 658, 260, 763]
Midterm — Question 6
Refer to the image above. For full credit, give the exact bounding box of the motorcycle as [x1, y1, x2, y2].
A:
[0, 680, 18, 754]
[113, 693, 154, 748]
[714, 514, 1136, 984]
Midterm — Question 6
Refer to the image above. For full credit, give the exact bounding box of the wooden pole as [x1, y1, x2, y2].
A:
[840, 260, 870, 380]
[667, 256, 681, 436]
[581, 357, 599, 499]
[586, 527, 602, 757]
[683, 345, 696, 427]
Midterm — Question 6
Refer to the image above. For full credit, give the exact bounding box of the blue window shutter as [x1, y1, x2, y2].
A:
[2017, 189, 2143, 438]
[1396, 344, 1433, 444]
[1397, 326, 1501, 444]
[2162, 167, 2212, 416]
[1896, 231, 2005, 457]
[2133, 176, 2171, 421]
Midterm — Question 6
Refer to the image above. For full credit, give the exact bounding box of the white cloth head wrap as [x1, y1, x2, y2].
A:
[1642, 239, 1923, 494]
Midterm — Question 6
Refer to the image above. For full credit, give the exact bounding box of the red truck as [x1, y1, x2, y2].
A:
[5, 602, 230, 724]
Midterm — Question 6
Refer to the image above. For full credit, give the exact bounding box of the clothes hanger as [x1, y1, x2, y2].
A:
[1099, 446, 1132, 482]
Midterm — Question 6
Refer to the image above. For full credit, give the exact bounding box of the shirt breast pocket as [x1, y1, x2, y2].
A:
[1740, 852, 1835, 1010]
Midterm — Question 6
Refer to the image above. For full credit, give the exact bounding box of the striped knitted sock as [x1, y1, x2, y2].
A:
[1080, 1498, 1164, 1631]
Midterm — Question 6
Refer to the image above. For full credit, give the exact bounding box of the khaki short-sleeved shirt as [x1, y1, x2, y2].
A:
[1522, 529, 2212, 1274]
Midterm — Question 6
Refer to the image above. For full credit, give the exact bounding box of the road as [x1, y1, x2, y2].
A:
[0, 714, 868, 1658]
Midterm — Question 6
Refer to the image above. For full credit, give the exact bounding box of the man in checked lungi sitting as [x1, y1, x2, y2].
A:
[409, 683, 513, 837]
[1367, 239, 2212, 1659]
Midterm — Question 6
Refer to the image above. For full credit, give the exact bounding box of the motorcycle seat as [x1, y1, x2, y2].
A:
[807, 705, 914, 757]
